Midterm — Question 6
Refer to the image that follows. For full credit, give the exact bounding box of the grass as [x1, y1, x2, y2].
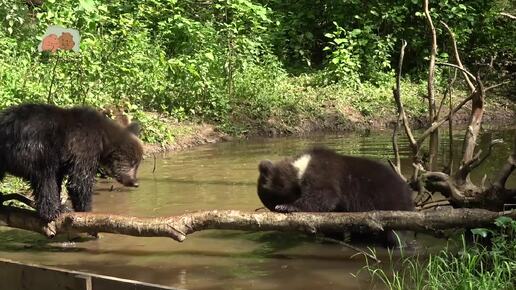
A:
[228, 68, 429, 135]
[0, 176, 30, 195]
[360, 217, 516, 290]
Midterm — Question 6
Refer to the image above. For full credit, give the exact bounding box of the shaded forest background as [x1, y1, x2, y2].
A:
[0, 0, 514, 143]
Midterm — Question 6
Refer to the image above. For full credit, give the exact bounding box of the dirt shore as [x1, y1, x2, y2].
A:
[143, 98, 515, 155]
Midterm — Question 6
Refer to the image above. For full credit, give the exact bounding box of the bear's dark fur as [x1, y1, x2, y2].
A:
[257, 147, 414, 247]
[0, 104, 143, 222]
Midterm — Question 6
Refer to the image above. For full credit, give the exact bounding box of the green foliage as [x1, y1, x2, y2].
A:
[324, 22, 395, 85]
[0, 0, 513, 143]
[262, 0, 515, 79]
[0, 0, 277, 143]
[362, 217, 516, 290]
[0, 176, 30, 195]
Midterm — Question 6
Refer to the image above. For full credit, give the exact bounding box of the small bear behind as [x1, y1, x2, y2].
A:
[257, 147, 414, 247]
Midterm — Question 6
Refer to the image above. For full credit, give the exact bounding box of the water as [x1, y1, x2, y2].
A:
[0, 129, 515, 289]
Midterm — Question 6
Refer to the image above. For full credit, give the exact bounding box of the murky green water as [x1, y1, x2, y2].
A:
[1, 129, 515, 290]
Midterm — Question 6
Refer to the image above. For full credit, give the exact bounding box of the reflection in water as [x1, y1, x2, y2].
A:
[0, 129, 514, 290]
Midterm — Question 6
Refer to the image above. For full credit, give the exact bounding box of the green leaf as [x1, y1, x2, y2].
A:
[79, 0, 96, 11]
[350, 29, 362, 36]
[204, 52, 214, 61]
[495, 216, 514, 227]
[470, 228, 489, 238]
[334, 38, 345, 44]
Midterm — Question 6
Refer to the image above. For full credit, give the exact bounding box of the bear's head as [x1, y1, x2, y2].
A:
[257, 159, 301, 211]
[101, 122, 143, 187]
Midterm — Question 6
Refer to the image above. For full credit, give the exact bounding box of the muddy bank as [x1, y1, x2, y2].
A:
[143, 123, 231, 155]
[143, 97, 515, 154]
[237, 97, 515, 137]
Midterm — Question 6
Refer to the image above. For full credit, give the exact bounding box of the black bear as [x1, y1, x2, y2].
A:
[0, 104, 144, 222]
[257, 147, 414, 247]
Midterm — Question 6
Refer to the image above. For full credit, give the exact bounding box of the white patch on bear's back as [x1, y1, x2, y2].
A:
[292, 154, 311, 179]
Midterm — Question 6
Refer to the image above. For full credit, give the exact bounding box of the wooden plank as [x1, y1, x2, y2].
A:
[76, 275, 93, 290]
[0, 259, 177, 290]
[0, 259, 90, 290]
[92, 276, 177, 290]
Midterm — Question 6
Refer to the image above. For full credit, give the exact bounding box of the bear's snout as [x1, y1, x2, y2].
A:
[123, 178, 139, 187]
[118, 174, 139, 187]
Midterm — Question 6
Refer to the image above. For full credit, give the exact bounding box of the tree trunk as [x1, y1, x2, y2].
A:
[1, 206, 515, 242]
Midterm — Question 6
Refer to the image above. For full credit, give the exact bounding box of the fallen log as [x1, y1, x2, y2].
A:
[1, 205, 515, 242]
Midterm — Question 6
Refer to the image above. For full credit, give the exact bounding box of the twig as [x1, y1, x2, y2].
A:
[485, 80, 511, 92]
[447, 69, 458, 174]
[435, 62, 476, 80]
[500, 12, 516, 20]
[418, 203, 450, 211]
[317, 236, 381, 263]
[152, 154, 157, 174]
[415, 192, 432, 207]
[417, 199, 451, 210]
[1, 193, 35, 208]
[440, 21, 475, 92]
[436, 68, 457, 119]
[417, 92, 474, 146]
[47, 52, 61, 104]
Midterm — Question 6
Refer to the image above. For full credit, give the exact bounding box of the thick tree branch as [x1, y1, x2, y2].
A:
[455, 139, 504, 182]
[491, 136, 516, 190]
[391, 40, 416, 177]
[424, 0, 439, 170]
[460, 74, 485, 166]
[2, 206, 516, 241]
[422, 171, 469, 203]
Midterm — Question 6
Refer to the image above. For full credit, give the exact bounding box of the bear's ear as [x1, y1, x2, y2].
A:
[259, 160, 274, 177]
[126, 122, 141, 136]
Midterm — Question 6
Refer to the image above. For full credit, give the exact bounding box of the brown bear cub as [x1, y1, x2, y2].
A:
[0, 104, 144, 222]
[257, 147, 414, 247]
